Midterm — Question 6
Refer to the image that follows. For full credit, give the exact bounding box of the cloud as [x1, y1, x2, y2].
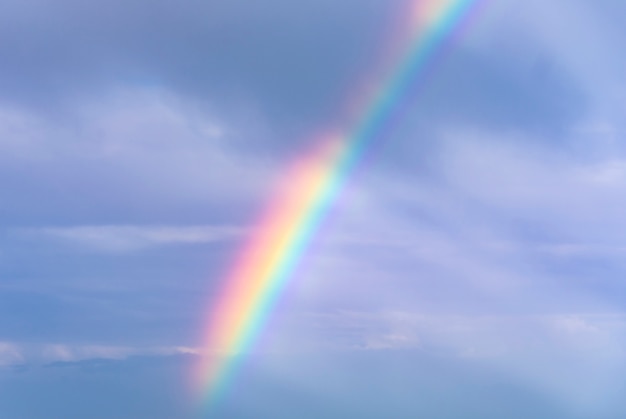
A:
[274, 310, 626, 357]
[0, 87, 277, 227]
[0, 342, 23, 366]
[18, 225, 245, 252]
[0, 0, 398, 132]
[0, 348, 579, 419]
[2, 0, 626, 416]
[40, 343, 200, 364]
[0, 340, 201, 367]
[437, 129, 626, 247]
[0, 0, 590, 151]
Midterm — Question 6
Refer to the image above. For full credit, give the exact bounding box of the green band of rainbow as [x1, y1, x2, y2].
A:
[199, 0, 484, 409]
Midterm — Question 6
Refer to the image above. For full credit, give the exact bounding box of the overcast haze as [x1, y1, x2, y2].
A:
[3, 0, 626, 418]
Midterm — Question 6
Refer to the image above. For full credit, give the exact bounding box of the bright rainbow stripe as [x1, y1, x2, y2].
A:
[200, 0, 484, 407]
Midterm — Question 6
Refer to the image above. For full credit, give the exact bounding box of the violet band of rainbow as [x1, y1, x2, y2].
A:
[200, 0, 484, 407]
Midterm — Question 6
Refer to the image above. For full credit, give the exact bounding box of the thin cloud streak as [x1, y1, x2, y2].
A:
[17, 225, 246, 252]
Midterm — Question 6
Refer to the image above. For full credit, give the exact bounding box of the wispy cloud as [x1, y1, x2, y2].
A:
[0, 341, 201, 366]
[3, 0, 626, 416]
[296, 310, 626, 356]
[18, 224, 245, 252]
[0, 342, 24, 366]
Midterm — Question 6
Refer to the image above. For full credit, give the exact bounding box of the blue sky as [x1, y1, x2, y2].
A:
[3, 0, 626, 417]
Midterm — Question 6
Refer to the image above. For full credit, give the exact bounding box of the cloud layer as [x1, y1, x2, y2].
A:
[3, 0, 626, 417]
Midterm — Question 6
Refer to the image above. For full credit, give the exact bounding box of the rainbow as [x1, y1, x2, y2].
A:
[199, 0, 484, 408]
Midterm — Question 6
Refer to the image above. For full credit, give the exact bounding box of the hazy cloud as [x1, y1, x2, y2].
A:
[19, 225, 245, 252]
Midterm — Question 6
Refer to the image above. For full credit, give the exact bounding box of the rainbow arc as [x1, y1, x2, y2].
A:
[199, 0, 484, 408]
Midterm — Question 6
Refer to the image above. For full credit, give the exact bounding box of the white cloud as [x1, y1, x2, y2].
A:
[0, 342, 24, 366]
[40, 344, 201, 363]
[0, 342, 202, 365]
[0, 87, 280, 215]
[19, 224, 245, 251]
[297, 310, 626, 360]
[438, 129, 626, 242]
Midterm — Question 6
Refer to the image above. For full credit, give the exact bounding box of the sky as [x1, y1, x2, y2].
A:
[3, 0, 626, 417]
